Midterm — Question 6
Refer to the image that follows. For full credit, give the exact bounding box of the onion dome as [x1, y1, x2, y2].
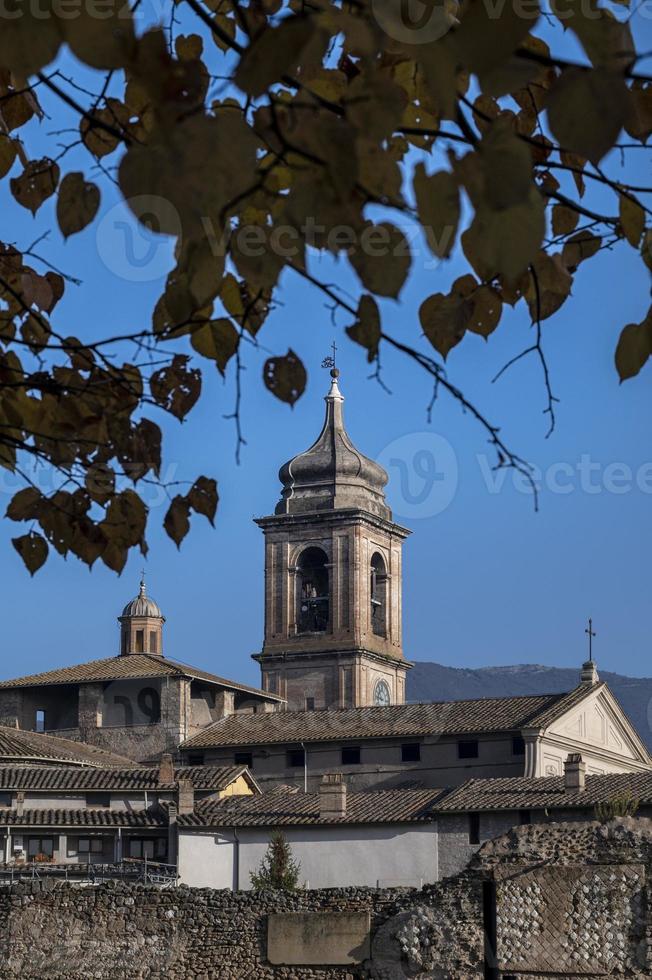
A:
[275, 369, 391, 519]
[121, 577, 164, 620]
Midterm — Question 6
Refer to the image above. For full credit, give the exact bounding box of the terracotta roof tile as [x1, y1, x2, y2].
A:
[0, 807, 165, 827]
[0, 653, 282, 701]
[434, 771, 652, 812]
[0, 764, 253, 792]
[178, 787, 447, 827]
[0, 727, 139, 768]
[180, 689, 586, 750]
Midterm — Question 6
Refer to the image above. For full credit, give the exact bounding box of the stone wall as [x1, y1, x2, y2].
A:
[0, 820, 650, 979]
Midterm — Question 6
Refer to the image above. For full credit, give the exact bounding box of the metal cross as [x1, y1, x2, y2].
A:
[585, 617, 596, 661]
[321, 341, 337, 369]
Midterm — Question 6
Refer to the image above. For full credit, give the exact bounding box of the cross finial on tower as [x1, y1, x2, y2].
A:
[321, 341, 337, 370]
[139, 569, 146, 596]
[585, 617, 596, 662]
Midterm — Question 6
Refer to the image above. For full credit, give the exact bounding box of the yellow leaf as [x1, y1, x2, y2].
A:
[546, 67, 631, 165]
[462, 188, 546, 282]
[467, 285, 503, 338]
[176, 34, 204, 61]
[624, 81, 652, 143]
[190, 318, 239, 375]
[419, 291, 470, 359]
[562, 231, 601, 270]
[480, 116, 534, 209]
[56, 173, 100, 239]
[413, 165, 460, 260]
[619, 193, 645, 248]
[0, 137, 17, 179]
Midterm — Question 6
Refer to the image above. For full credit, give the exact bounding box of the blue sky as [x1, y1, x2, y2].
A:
[1, 7, 651, 687]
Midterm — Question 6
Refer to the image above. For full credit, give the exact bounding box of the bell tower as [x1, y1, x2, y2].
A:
[253, 369, 411, 710]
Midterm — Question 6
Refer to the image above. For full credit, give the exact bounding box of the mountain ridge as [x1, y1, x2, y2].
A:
[406, 661, 652, 749]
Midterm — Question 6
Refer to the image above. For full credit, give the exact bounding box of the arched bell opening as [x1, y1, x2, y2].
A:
[370, 552, 388, 638]
[296, 546, 330, 634]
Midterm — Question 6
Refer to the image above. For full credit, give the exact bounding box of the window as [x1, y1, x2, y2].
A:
[234, 752, 253, 768]
[149, 630, 158, 653]
[519, 809, 531, 826]
[35, 709, 46, 733]
[287, 749, 305, 768]
[27, 837, 54, 859]
[296, 547, 329, 633]
[129, 838, 167, 860]
[370, 552, 388, 637]
[469, 813, 480, 845]
[86, 792, 111, 808]
[374, 680, 391, 707]
[512, 736, 526, 756]
[69, 838, 104, 857]
[401, 742, 421, 763]
[0, 792, 11, 807]
[458, 740, 479, 760]
[305, 697, 315, 711]
[187, 753, 204, 766]
[341, 746, 361, 765]
[135, 629, 144, 653]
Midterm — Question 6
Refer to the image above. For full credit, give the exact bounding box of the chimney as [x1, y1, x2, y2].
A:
[215, 689, 235, 719]
[177, 778, 195, 815]
[319, 773, 347, 819]
[158, 752, 175, 785]
[15, 791, 24, 818]
[564, 753, 586, 793]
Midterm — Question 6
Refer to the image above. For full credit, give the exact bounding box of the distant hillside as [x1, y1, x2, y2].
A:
[407, 662, 652, 750]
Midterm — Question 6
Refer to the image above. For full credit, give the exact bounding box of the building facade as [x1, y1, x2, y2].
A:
[253, 369, 411, 710]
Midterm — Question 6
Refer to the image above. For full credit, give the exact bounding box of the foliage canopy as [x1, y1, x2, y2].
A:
[0, 0, 650, 572]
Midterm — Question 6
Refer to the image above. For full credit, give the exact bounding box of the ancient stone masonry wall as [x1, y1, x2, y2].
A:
[0, 820, 650, 980]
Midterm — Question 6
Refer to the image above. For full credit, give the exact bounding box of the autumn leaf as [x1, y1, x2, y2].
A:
[56, 173, 101, 239]
[164, 495, 191, 548]
[346, 295, 381, 362]
[619, 192, 645, 248]
[348, 223, 411, 299]
[190, 318, 239, 375]
[12, 532, 48, 576]
[552, 205, 579, 238]
[413, 165, 460, 260]
[187, 476, 219, 525]
[235, 17, 327, 97]
[615, 310, 652, 381]
[6, 487, 41, 521]
[547, 68, 631, 165]
[263, 349, 307, 406]
[10, 159, 60, 215]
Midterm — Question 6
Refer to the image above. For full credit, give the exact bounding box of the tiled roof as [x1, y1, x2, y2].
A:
[0, 727, 139, 768]
[180, 688, 590, 750]
[178, 787, 447, 827]
[0, 764, 253, 792]
[434, 771, 652, 812]
[0, 807, 165, 827]
[0, 653, 282, 701]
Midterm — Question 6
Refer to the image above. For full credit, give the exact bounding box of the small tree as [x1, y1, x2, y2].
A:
[250, 831, 301, 892]
[595, 791, 640, 822]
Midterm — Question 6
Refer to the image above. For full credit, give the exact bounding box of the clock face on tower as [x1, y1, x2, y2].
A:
[374, 680, 391, 707]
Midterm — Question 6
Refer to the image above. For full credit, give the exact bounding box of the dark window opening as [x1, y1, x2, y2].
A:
[86, 792, 111, 808]
[297, 547, 329, 633]
[512, 736, 525, 756]
[401, 742, 421, 763]
[149, 630, 158, 654]
[469, 812, 480, 845]
[305, 697, 315, 711]
[68, 837, 104, 857]
[0, 792, 11, 807]
[266, 672, 279, 695]
[287, 749, 305, 768]
[187, 753, 204, 766]
[341, 746, 361, 765]
[234, 752, 253, 768]
[27, 837, 54, 859]
[35, 709, 46, 733]
[121, 630, 128, 655]
[129, 837, 166, 860]
[135, 629, 145, 653]
[458, 739, 479, 760]
[519, 809, 531, 825]
[370, 552, 388, 637]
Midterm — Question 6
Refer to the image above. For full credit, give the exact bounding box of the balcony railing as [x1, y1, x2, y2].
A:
[0, 858, 178, 887]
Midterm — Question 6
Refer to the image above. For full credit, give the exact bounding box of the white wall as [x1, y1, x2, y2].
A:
[178, 823, 438, 890]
